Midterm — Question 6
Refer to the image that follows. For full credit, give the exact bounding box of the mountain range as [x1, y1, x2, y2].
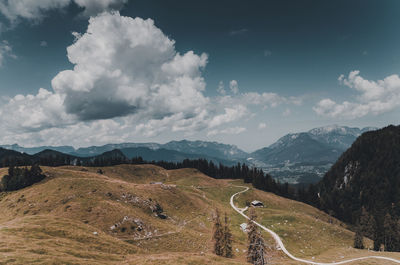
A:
[1, 140, 246, 160]
[0, 125, 377, 183]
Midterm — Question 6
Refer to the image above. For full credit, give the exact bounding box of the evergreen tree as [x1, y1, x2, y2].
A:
[384, 213, 396, 251]
[247, 208, 266, 264]
[374, 237, 382, 251]
[222, 212, 233, 258]
[353, 225, 364, 249]
[395, 219, 400, 251]
[359, 207, 375, 240]
[253, 236, 266, 265]
[213, 209, 224, 256]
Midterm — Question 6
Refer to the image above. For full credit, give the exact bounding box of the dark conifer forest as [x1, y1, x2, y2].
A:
[318, 125, 400, 250]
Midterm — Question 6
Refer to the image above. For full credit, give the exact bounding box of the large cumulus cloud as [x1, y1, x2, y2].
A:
[52, 12, 209, 121]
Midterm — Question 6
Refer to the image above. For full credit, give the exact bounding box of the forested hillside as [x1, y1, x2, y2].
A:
[317, 125, 400, 250]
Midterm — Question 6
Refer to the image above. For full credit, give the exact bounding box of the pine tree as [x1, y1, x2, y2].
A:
[359, 207, 375, 240]
[222, 212, 233, 258]
[247, 208, 266, 264]
[213, 209, 224, 256]
[395, 219, 400, 251]
[373, 237, 382, 251]
[254, 235, 266, 265]
[354, 225, 364, 249]
[384, 213, 396, 251]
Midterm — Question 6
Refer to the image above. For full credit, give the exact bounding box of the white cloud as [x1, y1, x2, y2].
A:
[217, 81, 226, 95]
[0, 40, 16, 66]
[229, 80, 239, 94]
[314, 70, 400, 119]
[40, 40, 47, 47]
[207, 127, 247, 136]
[208, 105, 248, 128]
[0, 88, 72, 131]
[0, 0, 127, 22]
[218, 91, 290, 109]
[52, 12, 209, 122]
[0, 0, 70, 21]
[258, 122, 267, 129]
[242, 92, 284, 107]
[0, 12, 259, 145]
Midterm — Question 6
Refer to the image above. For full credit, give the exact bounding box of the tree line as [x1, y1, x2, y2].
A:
[353, 206, 400, 251]
[1, 152, 318, 211]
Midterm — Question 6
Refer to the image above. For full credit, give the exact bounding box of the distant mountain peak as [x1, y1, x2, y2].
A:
[308, 125, 377, 137]
[250, 125, 379, 184]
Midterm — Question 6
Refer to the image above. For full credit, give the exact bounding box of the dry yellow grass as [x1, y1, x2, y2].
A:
[0, 164, 399, 264]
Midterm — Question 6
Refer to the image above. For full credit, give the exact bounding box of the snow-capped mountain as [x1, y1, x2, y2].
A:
[308, 125, 377, 150]
[250, 125, 378, 184]
[254, 125, 377, 163]
[251, 132, 341, 165]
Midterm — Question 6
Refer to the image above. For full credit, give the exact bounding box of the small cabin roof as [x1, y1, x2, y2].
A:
[251, 200, 264, 206]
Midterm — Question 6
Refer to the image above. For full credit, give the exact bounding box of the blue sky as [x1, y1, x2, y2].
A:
[0, 0, 399, 151]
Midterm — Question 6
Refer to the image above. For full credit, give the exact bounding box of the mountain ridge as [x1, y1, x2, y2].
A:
[0, 125, 378, 184]
[1, 125, 376, 159]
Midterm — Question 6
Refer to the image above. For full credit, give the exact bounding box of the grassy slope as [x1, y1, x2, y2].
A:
[0, 164, 399, 264]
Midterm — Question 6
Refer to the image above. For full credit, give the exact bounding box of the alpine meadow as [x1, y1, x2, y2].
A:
[0, 1, 400, 264]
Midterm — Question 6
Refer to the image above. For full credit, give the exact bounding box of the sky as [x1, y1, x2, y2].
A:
[0, 0, 399, 152]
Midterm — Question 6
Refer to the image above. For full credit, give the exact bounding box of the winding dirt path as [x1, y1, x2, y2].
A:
[230, 186, 400, 264]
